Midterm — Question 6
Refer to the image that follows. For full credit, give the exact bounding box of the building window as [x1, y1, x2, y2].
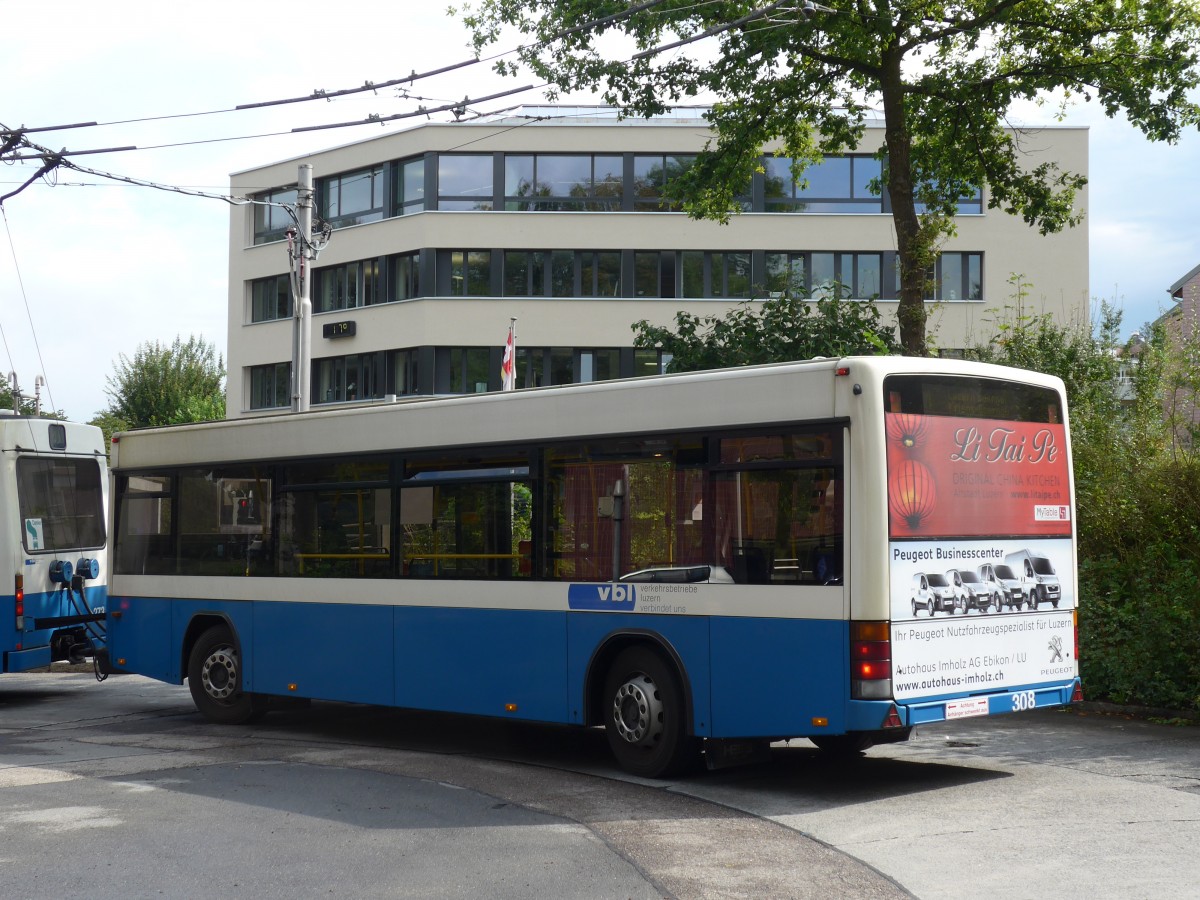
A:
[438, 250, 493, 296]
[319, 166, 385, 228]
[437, 154, 494, 210]
[634, 251, 676, 298]
[680, 251, 751, 298]
[503, 154, 623, 211]
[764, 251, 882, 299]
[936, 252, 983, 301]
[764, 155, 883, 213]
[633, 348, 672, 377]
[251, 274, 291, 322]
[503, 250, 576, 296]
[252, 186, 297, 245]
[579, 349, 620, 383]
[391, 252, 420, 301]
[513, 347, 541, 389]
[315, 352, 387, 404]
[393, 349, 421, 395]
[764, 252, 806, 297]
[436, 348, 491, 393]
[915, 183, 984, 216]
[250, 362, 291, 410]
[580, 251, 621, 297]
[315, 259, 384, 313]
[394, 156, 425, 216]
[891, 252, 983, 300]
[513, 347, 573, 387]
[954, 187, 983, 215]
[633, 155, 696, 211]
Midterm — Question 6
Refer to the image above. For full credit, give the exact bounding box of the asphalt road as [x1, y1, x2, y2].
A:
[3, 669, 1198, 899]
[0, 671, 902, 900]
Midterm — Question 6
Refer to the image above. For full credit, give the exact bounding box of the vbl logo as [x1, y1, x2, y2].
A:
[568, 583, 637, 611]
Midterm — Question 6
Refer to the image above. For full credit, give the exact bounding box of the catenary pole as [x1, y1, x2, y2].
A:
[292, 164, 314, 413]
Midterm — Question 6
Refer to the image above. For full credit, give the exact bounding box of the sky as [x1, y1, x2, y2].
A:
[2, 1, 1198, 422]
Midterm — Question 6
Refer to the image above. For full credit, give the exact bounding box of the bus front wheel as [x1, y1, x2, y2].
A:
[603, 647, 695, 778]
[187, 626, 264, 725]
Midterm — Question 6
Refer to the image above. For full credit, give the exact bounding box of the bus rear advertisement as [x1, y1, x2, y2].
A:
[884, 381, 1078, 720]
[105, 358, 1081, 777]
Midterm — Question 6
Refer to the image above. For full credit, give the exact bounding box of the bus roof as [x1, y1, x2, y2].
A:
[110, 357, 1067, 471]
[0, 416, 106, 456]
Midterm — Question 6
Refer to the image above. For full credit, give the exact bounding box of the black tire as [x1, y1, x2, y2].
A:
[603, 646, 696, 778]
[187, 625, 264, 725]
[926, 600, 936, 617]
[911, 598, 918, 617]
[811, 733, 875, 756]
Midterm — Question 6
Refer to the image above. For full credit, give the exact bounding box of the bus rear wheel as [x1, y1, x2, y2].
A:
[187, 625, 264, 725]
[603, 647, 695, 778]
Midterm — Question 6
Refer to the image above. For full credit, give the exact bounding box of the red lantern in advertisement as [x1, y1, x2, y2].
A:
[888, 459, 936, 531]
[886, 413, 927, 455]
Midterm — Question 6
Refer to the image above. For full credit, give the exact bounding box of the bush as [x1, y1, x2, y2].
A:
[975, 294, 1200, 712]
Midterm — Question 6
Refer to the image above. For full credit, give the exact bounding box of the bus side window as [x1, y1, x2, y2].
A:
[399, 455, 530, 580]
[114, 474, 174, 576]
[544, 438, 708, 582]
[712, 464, 842, 586]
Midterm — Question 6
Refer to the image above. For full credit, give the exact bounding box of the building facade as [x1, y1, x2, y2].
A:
[226, 107, 1089, 417]
[1151, 263, 1200, 445]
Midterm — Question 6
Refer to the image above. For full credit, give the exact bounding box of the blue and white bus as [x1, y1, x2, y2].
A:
[106, 358, 1081, 776]
[2, 415, 108, 674]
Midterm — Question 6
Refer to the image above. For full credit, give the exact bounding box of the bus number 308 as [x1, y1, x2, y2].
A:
[1011, 691, 1037, 712]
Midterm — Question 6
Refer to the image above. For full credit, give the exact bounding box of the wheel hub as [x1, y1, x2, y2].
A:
[200, 646, 238, 700]
[611, 674, 663, 746]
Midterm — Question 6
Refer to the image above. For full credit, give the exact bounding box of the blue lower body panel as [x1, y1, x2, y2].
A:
[709, 617, 849, 738]
[903, 678, 1080, 726]
[108, 595, 1083, 745]
[4, 645, 51, 672]
[395, 606, 568, 722]
[3, 586, 108, 672]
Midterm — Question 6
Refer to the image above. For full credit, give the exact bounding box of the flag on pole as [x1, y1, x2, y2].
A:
[500, 318, 517, 391]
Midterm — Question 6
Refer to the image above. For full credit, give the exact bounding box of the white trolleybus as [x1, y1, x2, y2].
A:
[2, 415, 108, 674]
[106, 357, 1081, 776]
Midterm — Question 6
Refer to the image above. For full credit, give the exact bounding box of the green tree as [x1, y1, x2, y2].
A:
[97, 335, 226, 430]
[632, 289, 899, 371]
[462, 1, 1200, 353]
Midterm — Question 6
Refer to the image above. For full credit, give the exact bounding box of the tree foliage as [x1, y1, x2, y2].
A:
[462, 1, 1200, 353]
[632, 289, 899, 371]
[98, 335, 225, 431]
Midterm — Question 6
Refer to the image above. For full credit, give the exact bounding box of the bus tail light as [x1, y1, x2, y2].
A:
[14, 574, 24, 630]
[851, 620, 893, 700]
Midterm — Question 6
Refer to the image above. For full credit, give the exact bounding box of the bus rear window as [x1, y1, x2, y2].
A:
[17, 457, 106, 552]
[884, 375, 1062, 423]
